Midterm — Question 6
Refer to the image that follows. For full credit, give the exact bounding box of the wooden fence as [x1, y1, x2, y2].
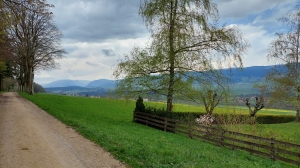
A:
[134, 111, 300, 167]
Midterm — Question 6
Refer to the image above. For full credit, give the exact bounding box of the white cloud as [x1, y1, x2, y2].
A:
[35, 36, 149, 84]
[237, 24, 274, 67]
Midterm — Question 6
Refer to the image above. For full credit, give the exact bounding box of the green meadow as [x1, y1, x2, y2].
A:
[19, 92, 298, 168]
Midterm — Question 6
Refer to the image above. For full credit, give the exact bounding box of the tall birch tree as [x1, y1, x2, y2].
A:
[114, 0, 249, 111]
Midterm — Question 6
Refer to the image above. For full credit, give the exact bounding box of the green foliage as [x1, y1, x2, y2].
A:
[114, 0, 249, 111]
[2, 77, 15, 91]
[3, 0, 65, 95]
[19, 93, 295, 167]
[33, 82, 46, 93]
[0, 61, 6, 72]
[256, 115, 295, 124]
[144, 106, 204, 122]
[135, 95, 145, 112]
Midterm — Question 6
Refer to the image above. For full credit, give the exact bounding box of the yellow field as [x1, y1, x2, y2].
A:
[144, 101, 295, 116]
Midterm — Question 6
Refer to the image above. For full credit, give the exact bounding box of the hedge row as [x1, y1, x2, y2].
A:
[140, 106, 295, 124]
[256, 115, 295, 124]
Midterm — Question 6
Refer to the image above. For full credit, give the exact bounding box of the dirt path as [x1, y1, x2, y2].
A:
[0, 92, 126, 168]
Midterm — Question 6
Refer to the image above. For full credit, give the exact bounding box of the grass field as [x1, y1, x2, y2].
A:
[19, 93, 298, 168]
[145, 101, 296, 116]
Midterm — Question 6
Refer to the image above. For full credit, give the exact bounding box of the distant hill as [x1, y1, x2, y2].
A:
[45, 86, 108, 96]
[43, 80, 91, 88]
[221, 66, 272, 83]
[44, 79, 116, 96]
[85, 79, 116, 89]
[43, 65, 279, 96]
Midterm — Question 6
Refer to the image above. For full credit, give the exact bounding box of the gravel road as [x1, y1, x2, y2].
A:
[0, 92, 126, 168]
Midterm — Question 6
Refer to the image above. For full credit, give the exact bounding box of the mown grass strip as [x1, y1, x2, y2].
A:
[20, 93, 296, 168]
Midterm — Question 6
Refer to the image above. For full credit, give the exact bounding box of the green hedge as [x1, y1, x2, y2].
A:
[256, 115, 295, 124]
[143, 106, 206, 122]
[140, 106, 295, 124]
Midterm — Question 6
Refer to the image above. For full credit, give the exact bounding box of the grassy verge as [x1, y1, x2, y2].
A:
[20, 93, 296, 168]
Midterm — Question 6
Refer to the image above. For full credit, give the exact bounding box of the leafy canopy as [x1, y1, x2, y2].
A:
[114, 0, 249, 110]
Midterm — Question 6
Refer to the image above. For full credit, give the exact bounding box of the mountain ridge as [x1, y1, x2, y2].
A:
[43, 80, 91, 88]
[42, 65, 273, 88]
[42, 65, 277, 96]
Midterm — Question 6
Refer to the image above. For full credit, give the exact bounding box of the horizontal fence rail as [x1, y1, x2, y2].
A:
[134, 112, 300, 167]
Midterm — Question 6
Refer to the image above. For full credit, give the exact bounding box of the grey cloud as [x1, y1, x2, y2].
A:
[213, 0, 296, 19]
[48, 0, 147, 43]
[102, 49, 115, 57]
[66, 69, 73, 73]
[86, 61, 99, 67]
[63, 45, 78, 54]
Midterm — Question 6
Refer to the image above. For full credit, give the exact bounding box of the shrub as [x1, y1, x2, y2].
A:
[143, 106, 205, 122]
[135, 95, 145, 112]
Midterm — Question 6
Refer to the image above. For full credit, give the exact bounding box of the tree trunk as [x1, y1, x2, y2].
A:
[27, 66, 34, 95]
[25, 72, 30, 93]
[166, 0, 177, 112]
[166, 76, 174, 109]
[297, 87, 300, 122]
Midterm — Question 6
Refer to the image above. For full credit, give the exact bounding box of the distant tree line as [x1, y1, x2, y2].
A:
[33, 82, 45, 93]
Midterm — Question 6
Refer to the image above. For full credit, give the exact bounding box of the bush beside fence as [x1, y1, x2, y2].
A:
[134, 111, 300, 167]
[143, 107, 295, 124]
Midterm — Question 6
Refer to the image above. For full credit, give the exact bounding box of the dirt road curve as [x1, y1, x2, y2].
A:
[0, 92, 126, 168]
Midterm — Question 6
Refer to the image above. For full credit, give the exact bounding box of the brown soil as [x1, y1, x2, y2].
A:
[0, 92, 127, 168]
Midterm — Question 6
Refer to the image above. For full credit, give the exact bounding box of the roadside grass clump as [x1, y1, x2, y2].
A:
[20, 93, 297, 167]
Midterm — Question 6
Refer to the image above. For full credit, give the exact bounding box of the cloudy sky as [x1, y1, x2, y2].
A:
[35, 0, 299, 84]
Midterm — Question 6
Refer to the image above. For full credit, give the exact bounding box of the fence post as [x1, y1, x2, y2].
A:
[220, 130, 225, 146]
[188, 123, 193, 139]
[146, 115, 148, 126]
[270, 138, 275, 161]
[164, 118, 167, 132]
[298, 153, 300, 167]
